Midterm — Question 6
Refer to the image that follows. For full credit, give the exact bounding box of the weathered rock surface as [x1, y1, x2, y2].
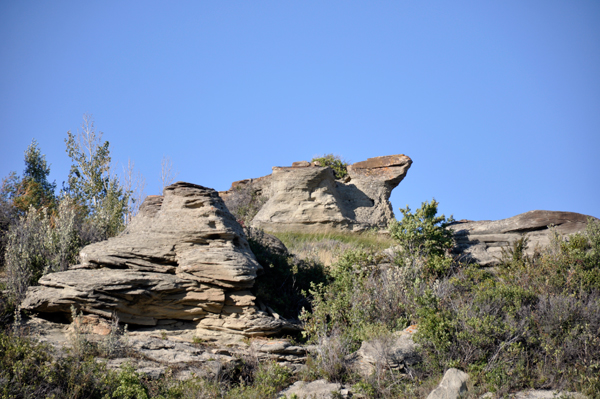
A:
[449, 210, 597, 266]
[221, 154, 412, 232]
[480, 390, 588, 399]
[21, 315, 309, 383]
[427, 368, 469, 399]
[278, 379, 351, 399]
[346, 324, 420, 377]
[22, 182, 295, 336]
[506, 390, 588, 399]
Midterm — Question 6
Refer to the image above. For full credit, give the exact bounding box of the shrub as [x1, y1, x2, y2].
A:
[310, 154, 349, 179]
[4, 198, 79, 305]
[0, 327, 133, 398]
[307, 329, 352, 383]
[388, 199, 454, 259]
[248, 228, 328, 320]
[302, 249, 412, 348]
[414, 231, 600, 396]
[223, 183, 267, 227]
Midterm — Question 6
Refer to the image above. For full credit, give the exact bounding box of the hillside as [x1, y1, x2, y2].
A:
[1, 156, 599, 398]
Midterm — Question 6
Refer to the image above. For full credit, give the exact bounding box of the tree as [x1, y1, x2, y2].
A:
[160, 155, 179, 191]
[64, 114, 129, 239]
[3, 140, 57, 214]
[122, 158, 147, 224]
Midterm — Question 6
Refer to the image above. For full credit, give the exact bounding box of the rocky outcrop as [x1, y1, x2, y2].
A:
[221, 154, 412, 232]
[22, 182, 295, 336]
[449, 210, 597, 266]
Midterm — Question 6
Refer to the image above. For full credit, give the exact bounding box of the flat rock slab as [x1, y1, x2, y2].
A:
[278, 379, 350, 399]
[450, 210, 597, 266]
[508, 390, 588, 399]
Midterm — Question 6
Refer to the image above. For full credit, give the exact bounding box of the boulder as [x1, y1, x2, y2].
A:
[449, 210, 597, 266]
[221, 154, 412, 233]
[22, 182, 294, 336]
[427, 368, 469, 399]
[346, 325, 420, 377]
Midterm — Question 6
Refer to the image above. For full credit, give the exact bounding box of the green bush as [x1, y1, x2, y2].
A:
[414, 226, 600, 396]
[388, 199, 454, 259]
[0, 328, 135, 398]
[310, 154, 349, 179]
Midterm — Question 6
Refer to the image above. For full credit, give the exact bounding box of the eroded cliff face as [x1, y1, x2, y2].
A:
[22, 182, 295, 336]
[221, 154, 413, 232]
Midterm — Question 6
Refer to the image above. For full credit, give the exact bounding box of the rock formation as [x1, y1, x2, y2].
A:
[22, 182, 295, 336]
[450, 210, 597, 266]
[221, 154, 413, 232]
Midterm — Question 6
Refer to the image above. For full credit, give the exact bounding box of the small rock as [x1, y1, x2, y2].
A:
[510, 390, 588, 399]
[278, 379, 347, 399]
[427, 368, 469, 399]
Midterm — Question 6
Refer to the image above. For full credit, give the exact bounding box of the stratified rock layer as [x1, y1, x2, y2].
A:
[22, 182, 293, 335]
[222, 154, 412, 232]
[449, 210, 596, 266]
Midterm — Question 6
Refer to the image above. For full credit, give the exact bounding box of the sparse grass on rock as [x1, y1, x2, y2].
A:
[270, 230, 396, 266]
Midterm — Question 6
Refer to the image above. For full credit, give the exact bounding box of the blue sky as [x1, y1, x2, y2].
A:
[1, 1, 599, 221]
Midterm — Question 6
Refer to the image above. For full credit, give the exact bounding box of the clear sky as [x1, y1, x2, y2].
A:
[1, 1, 599, 221]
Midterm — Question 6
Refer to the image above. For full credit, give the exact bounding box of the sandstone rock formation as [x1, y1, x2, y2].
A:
[221, 154, 413, 232]
[22, 182, 295, 336]
[450, 210, 597, 266]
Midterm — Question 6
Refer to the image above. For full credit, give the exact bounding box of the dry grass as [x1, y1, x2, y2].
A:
[269, 230, 396, 266]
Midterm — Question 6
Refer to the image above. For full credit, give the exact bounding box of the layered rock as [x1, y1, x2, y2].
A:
[450, 210, 597, 266]
[221, 154, 412, 232]
[22, 182, 294, 336]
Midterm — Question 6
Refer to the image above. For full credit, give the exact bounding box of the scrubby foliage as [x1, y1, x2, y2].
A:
[310, 154, 349, 179]
[0, 328, 147, 399]
[4, 200, 78, 304]
[0, 324, 295, 399]
[223, 183, 267, 227]
[414, 222, 600, 396]
[1, 115, 135, 309]
[301, 202, 600, 398]
[247, 228, 328, 320]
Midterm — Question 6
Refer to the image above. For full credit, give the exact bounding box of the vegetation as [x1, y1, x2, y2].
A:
[64, 114, 130, 240]
[1, 138, 598, 397]
[1, 115, 136, 309]
[310, 154, 349, 179]
[299, 201, 600, 398]
[223, 183, 267, 227]
[271, 230, 395, 266]
[247, 227, 328, 320]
